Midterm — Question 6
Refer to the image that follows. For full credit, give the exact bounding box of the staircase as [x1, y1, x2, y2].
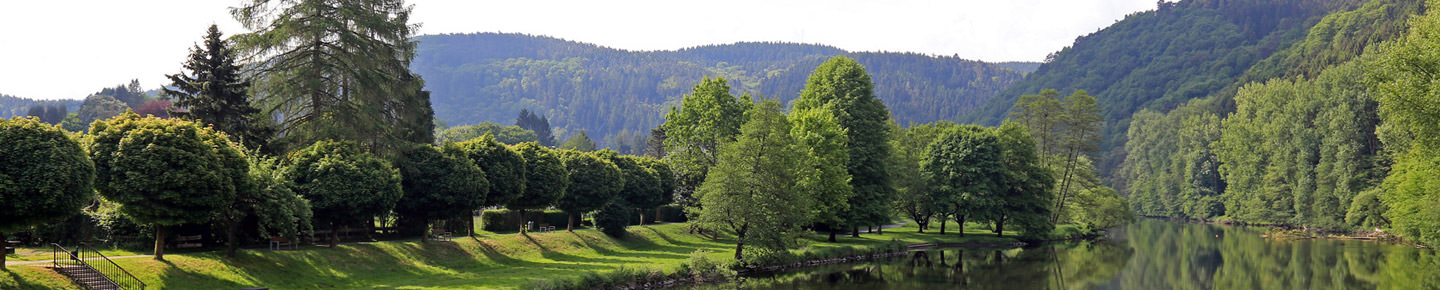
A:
[51, 243, 145, 290]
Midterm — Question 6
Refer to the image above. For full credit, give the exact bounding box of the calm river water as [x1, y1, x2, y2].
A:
[689, 219, 1440, 289]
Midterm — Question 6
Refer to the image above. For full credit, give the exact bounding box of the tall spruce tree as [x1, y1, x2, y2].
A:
[516, 109, 556, 147]
[793, 56, 893, 236]
[164, 24, 273, 150]
[231, 0, 430, 155]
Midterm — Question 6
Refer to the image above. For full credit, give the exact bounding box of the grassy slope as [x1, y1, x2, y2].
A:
[2, 221, 1072, 289]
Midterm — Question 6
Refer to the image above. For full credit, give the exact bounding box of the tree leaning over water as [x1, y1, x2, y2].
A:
[0, 117, 94, 269]
[230, 0, 433, 155]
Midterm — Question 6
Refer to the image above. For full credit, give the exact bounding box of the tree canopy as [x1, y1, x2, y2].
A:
[393, 143, 489, 240]
[554, 150, 622, 231]
[794, 56, 893, 233]
[0, 117, 94, 265]
[283, 140, 403, 247]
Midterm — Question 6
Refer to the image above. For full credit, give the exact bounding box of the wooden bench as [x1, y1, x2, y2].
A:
[5, 241, 18, 254]
[269, 236, 297, 250]
[175, 235, 204, 249]
[431, 229, 452, 241]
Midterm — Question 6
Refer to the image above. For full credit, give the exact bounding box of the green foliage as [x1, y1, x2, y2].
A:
[282, 140, 402, 235]
[635, 157, 677, 208]
[0, 117, 94, 233]
[794, 56, 893, 230]
[595, 151, 663, 224]
[788, 105, 852, 229]
[77, 95, 129, 128]
[88, 112, 244, 226]
[560, 130, 597, 152]
[1346, 187, 1388, 229]
[1069, 187, 1133, 231]
[231, 0, 431, 155]
[888, 121, 953, 232]
[555, 149, 622, 229]
[393, 143, 489, 228]
[1214, 60, 1382, 228]
[0, 94, 80, 119]
[245, 154, 313, 242]
[661, 77, 750, 205]
[453, 134, 527, 207]
[508, 142, 568, 211]
[1369, 1, 1440, 245]
[694, 100, 812, 260]
[412, 33, 1024, 150]
[515, 109, 557, 147]
[594, 200, 632, 238]
[437, 122, 538, 145]
[995, 122, 1059, 238]
[966, 0, 1372, 179]
[163, 24, 273, 151]
[925, 125, 1002, 232]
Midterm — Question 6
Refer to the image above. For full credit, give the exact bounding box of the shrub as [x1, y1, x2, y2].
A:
[594, 201, 631, 237]
[685, 250, 735, 280]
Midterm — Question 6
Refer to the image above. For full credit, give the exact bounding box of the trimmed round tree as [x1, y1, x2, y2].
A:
[284, 140, 402, 247]
[0, 117, 94, 268]
[555, 150, 623, 231]
[596, 150, 662, 226]
[394, 143, 489, 242]
[508, 142, 568, 233]
[89, 112, 245, 260]
[455, 134, 526, 208]
[635, 157, 677, 223]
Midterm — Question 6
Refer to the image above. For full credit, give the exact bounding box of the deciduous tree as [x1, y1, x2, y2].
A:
[393, 143, 488, 242]
[694, 100, 812, 261]
[793, 56, 893, 236]
[508, 142, 568, 232]
[0, 117, 94, 269]
[283, 140, 402, 247]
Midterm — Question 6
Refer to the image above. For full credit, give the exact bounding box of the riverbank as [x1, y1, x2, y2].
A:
[1, 221, 1093, 289]
[1136, 215, 1425, 248]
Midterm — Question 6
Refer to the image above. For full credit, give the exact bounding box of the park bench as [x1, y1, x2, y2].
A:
[431, 229, 452, 241]
[268, 236, 297, 250]
[5, 241, 19, 254]
[175, 235, 204, 249]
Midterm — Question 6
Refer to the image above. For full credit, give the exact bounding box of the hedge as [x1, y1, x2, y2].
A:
[480, 209, 571, 232]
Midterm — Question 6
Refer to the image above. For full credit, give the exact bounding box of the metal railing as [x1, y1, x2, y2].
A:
[52, 243, 146, 290]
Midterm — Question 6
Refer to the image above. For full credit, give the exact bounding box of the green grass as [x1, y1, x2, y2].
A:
[7, 247, 145, 262]
[2, 220, 1089, 289]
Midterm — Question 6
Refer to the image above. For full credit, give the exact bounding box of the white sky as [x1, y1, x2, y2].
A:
[0, 0, 1158, 100]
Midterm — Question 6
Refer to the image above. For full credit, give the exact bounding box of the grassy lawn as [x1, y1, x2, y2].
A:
[2, 220, 1083, 289]
[7, 247, 145, 262]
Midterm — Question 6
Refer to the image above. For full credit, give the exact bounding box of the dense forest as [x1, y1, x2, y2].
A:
[1114, 0, 1440, 247]
[0, 94, 81, 119]
[961, 0, 1393, 179]
[411, 33, 1032, 148]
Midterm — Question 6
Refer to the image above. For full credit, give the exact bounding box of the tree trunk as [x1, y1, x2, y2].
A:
[567, 212, 576, 232]
[421, 220, 430, 243]
[639, 211, 646, 226]
[1, 231, 7, 270]
[828, 229, 837, 242]
[851, 226, 860, 238]
[524, 207, 535, 233]
[994, 217, 1005, 237]
[940, 216, 947, 234]
[734, 226, 747, 261]
[329, 224, 339, 248]
[655, 207, 663, 223]
[153, 226, 167, 261]
[226, 216, 239, 258]
[957, 215, 966, 237]
[469, 211, 477, 237]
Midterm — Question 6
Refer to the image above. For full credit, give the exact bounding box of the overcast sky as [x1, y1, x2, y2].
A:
[0, 0, 1158, 100]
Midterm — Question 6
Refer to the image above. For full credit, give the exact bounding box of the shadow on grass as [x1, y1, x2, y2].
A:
[2, 269, 57, 290]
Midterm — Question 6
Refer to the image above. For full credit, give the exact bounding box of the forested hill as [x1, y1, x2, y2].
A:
[958, 0, 1378, 178]
[411, 33, 1031, 146]
[0, 94, 82, 119]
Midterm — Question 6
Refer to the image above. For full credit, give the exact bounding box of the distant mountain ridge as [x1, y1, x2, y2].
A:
[411, 33, 1034, 146]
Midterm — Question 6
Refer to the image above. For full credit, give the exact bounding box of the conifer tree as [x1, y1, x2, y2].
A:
[164, 24, 273, 150]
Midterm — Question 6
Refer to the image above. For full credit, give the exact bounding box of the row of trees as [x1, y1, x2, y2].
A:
[668, 57, 1112, 261]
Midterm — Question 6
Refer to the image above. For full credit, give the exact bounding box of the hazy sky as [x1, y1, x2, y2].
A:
[0, 0, 1158, 100]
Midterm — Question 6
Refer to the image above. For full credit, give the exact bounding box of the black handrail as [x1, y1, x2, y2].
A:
[51, 243, 146, 290]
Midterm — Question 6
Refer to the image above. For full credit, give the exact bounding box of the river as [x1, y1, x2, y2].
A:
[686, 219, 1440, 289]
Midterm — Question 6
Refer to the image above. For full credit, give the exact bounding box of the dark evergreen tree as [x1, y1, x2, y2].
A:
[164, 24, 273, 151]
[516, 109, 556, 147]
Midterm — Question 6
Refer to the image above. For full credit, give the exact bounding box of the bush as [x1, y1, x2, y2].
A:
[594, 202, 631, 237]
[685, 250, 735, 280]
[480, 209, 571, 232]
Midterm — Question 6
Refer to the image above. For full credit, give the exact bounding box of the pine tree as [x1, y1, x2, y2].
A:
[164, 24, 273, 150]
